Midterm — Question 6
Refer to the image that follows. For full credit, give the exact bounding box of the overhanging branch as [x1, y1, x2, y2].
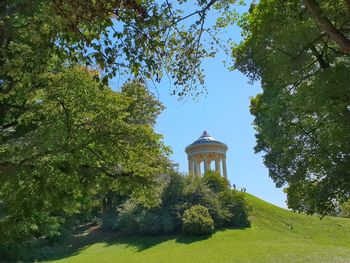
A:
[304, 0, 350, 54]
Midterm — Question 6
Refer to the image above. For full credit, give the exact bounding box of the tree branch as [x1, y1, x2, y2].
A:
[158, 0, 219, 33]
[304, 0, 350, 54]
[309, 45, 329, 69]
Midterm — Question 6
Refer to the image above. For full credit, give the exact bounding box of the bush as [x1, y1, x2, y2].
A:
[117, 199, 178, 235]
[341, 199, 350, 218]
[182, 205, 214, 235]
[100, 173, 250, 237]
[203, 171, 230, 193]
[182, 175, 222, 224]
[218, 190, 250, 228]
[162, 173, 186, 208]
[101, 211, 119, 231]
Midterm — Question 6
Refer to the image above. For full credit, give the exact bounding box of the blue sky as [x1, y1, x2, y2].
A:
[155, 59, 287, 209]
[153, 2, 287, 208]
[110, 1, 287, 208]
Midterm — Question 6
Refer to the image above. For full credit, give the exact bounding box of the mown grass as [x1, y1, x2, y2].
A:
[44, 194, 350, 263]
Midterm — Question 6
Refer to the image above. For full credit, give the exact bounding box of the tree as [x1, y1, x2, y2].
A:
[304, 0, 350, 54]
[0, 66, 170, 256]
[218, 190, 250, 227]
[0, 0, 237, 102]
[232, 0, 350, 215]
[1, 0, 239, 256]
[202, 170, 230, 193]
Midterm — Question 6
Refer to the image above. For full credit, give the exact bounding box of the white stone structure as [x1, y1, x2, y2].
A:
[185, 131, 228, 178]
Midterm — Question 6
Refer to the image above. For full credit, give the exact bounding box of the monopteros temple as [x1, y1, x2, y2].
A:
[185, 131, 228, 178]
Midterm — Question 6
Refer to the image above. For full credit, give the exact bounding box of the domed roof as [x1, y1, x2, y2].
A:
[186, 131, 227, 151]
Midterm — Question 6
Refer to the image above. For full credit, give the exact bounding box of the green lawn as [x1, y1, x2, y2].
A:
[45, 194, 350, 263]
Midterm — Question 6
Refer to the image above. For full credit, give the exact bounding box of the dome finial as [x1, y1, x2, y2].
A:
[201, 130, 209, 137]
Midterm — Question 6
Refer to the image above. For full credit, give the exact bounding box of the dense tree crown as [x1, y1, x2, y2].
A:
[1, 0, 239, 258]
[232, 0, 350, 215]
[0, 0, 237, 98]
[0, 67, 170, 253]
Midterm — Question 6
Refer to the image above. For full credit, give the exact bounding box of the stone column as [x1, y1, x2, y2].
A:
[196, 160, 201, 176]
[193, 160, 201, 176]
[222, 156, 227, 179]
[215, 156, 220, 173]
[188, 158, 191, 175]
[189, 159, 195, 175]
[204, 154, 208, 173]
[193, 159, 197, 175]
[207, 157, 212, 172]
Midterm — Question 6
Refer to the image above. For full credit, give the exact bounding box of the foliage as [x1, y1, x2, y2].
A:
[33, 194, 350, 263]
[101, 173, 181, 235]
[340, 199, 350, 218]
[0, 0, 239, 100]
[161, 172, 186, 210]
[101, 173, 249, 236]
[232, 0, 350, 215]
[181, 175, 224, 226]
[0, 67, 170, 259]
[202, 170, 230, 193]
[0, 0, 241, 255]
[182, 205, 214, 235]
[218, 190, 250, 227]
[0, 0, 244, 259]
[117, 200, 177, 235]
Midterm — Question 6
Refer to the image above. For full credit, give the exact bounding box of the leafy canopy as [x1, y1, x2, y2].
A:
[0, 66, 170, 251]
[0, 0, 240, 98]
[0, 0, 243, 256]
[232, 0, 350, 215]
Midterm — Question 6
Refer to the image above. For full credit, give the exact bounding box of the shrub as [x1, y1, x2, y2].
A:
[162, 173, 186, 208]
[182, 175, 224, 226]
[341, 199, 350, 218]
[101, 174, 249, 236]
[203, 171, 230, 193]
[218, 190, 250, 228]
[182, 205, 214, 235]
[100, 191, 129, 231]
[101, 211, 119, 231]
[138, 209, 177, 235]
[117, 199, 178, 235]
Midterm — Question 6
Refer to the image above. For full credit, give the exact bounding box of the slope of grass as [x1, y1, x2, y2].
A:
[45, 194, 350, 263]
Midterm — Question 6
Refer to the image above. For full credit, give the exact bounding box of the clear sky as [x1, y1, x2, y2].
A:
[152, 2, 288, 209]
[110, 2, 288, 208]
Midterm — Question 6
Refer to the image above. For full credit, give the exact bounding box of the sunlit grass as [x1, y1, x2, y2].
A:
[45, 194, 350, 263]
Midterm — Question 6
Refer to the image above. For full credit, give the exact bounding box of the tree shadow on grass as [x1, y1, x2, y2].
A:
[174, 224, 252, 245]
[175, 234, 212, 244]
[43, 227, 175, 262]
[43, 225, 250, 262]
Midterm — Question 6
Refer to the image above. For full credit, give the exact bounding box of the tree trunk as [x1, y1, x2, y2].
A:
[345, 0, 350, 11]
[304, 0, 350, 55]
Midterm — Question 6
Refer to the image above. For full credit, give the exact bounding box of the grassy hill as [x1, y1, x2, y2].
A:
[45, 194, 350, 263]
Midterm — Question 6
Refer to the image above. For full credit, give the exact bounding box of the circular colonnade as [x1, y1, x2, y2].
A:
[185, 131, 228, 178]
